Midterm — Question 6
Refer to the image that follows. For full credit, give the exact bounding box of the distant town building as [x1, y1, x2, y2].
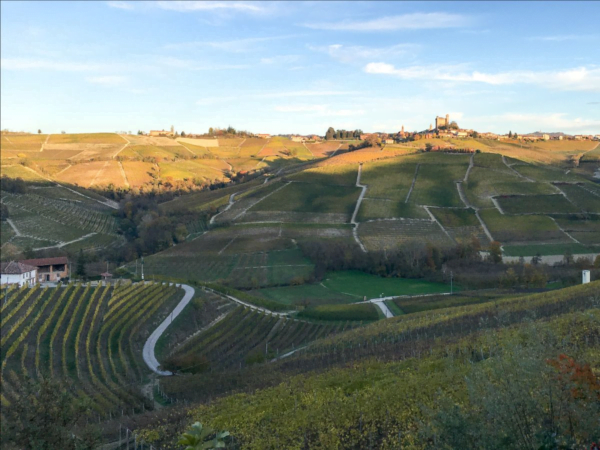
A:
[20, 257, 69, 283]
[542, 134, 550, 141]
[256, 134, 271, 139]
[1, 261, 37, 287]
[290, 135, 305, 142]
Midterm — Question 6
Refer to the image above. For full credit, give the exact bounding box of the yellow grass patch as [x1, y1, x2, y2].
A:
[122, 161, 155, 186]
[177, 137, 219, 148]
[47, 133, 126, 144]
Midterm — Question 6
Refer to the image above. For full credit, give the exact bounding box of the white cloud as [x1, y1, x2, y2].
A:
[163, 35, 297, 52]
[530, 34, 596, 42]
[1, 58, 102, 71]
[155, 1, 263, 13]
[303, 12, 472, 31]
[106, 1, 134, 10]
[152, 56, 248, 70]
[309, 43, 417, 63]
[86, 75, 127, 86]
[275, 104, 364, 116]
[260, 55, 300, 65]
[364, 62, 600, 92]
[473, 113, 600, 133]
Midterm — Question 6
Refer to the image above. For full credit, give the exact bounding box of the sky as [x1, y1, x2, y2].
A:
[1, 1, 599, 135]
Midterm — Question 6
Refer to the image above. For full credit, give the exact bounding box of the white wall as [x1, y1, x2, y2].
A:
[0, 270, 37, 287]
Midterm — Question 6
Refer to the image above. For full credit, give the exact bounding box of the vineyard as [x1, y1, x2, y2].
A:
[163, 306, 358, 374]
[0, 282, 184, 420]
[1, 188, 121, 254]
[143, 281, 600, 449]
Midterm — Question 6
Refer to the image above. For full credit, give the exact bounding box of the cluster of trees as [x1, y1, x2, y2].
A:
[207, 126, 253, 137]
[298, 238, 483, 282]
[438, 120, 460, 130]
[0, 176, 28, 194]
[325, 127, 362, 140]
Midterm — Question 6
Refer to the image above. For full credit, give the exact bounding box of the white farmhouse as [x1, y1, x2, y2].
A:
[0, 261, 38, 287]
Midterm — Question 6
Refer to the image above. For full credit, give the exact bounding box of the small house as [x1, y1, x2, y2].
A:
[1, 261, 38, 287]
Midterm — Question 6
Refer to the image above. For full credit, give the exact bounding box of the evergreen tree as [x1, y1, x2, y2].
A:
[76, 249, 86, 278]
[325, 127, 335, 140]
[508, 130, 512, 138]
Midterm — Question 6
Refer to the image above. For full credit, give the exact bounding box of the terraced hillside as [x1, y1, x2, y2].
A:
[0, 281, 183, 419]
[1, 133, 320, 191]
[0, 184, 122, 256]
[136, 281, 600, 449]
[142, 145, 599, 286]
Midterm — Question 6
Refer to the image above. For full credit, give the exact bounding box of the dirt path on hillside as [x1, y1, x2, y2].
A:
[422, 205, 456, 243]
[112, 135, 130, 158]
[33, 232, 97, 251]
[209, 192, 239, 225]
[40, 134, 50, 152]
[405, 164, 420, 203]
[176, 140, 197, 157]
[502, 155, 535, 182]
[89, 161, 110, 187]
[464, 152, 475, 182]
[350, 164, 368, 253]
[6, 219, 21, 236]
[548, 216, 580, 244]
[118, 162, 129, 188]
[490, 196, 506, 214]
[232, 181, 290, 221]
[329, 144, 342, 157]
[203, 286, 291, 317]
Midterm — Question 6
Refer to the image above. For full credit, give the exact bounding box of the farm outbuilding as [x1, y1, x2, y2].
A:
[20, 256, 69, 283]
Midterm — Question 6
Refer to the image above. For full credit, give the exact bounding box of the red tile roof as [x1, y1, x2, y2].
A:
[19, 257, 68, 267]
[1, 261, 38, 275]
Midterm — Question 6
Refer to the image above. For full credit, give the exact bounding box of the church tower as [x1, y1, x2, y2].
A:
[446, 114, 450, 126]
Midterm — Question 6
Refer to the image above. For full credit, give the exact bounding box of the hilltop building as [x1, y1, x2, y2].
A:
[435, 114, 450, 129]
[20, 257, 69, 283]
[256, 134, 271, 139]
[1, 261, 37, 287]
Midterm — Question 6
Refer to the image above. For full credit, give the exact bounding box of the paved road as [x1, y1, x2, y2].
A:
[143, 284, 195, 376]
[372, 300, 394, 318]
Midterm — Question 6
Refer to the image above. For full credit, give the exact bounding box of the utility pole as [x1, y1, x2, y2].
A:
[450, 271, 453, 295]
[141, 256, 144, 281]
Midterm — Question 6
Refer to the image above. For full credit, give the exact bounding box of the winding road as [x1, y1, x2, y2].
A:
[143, 284, 195, 376]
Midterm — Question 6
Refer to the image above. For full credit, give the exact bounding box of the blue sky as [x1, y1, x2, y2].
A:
[1, 1, 599, 135]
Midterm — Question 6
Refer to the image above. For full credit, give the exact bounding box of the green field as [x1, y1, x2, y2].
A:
[321, 270, 453, 299]
[502, 243, 599, 257]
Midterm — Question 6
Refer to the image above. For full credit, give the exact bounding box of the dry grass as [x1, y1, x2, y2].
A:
[121, 161, 154, 186]
[177, 137, 219, 148]
[47, 133, 126, 144]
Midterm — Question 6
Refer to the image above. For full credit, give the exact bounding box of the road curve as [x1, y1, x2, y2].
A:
[143, 283, 195, 376]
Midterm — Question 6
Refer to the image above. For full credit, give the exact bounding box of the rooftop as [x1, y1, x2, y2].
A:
[1, 261, 38, 275]
[20, 257, 68, 267]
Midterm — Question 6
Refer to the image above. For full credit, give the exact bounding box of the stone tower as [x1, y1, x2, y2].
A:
[446, 114, 449, 125]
